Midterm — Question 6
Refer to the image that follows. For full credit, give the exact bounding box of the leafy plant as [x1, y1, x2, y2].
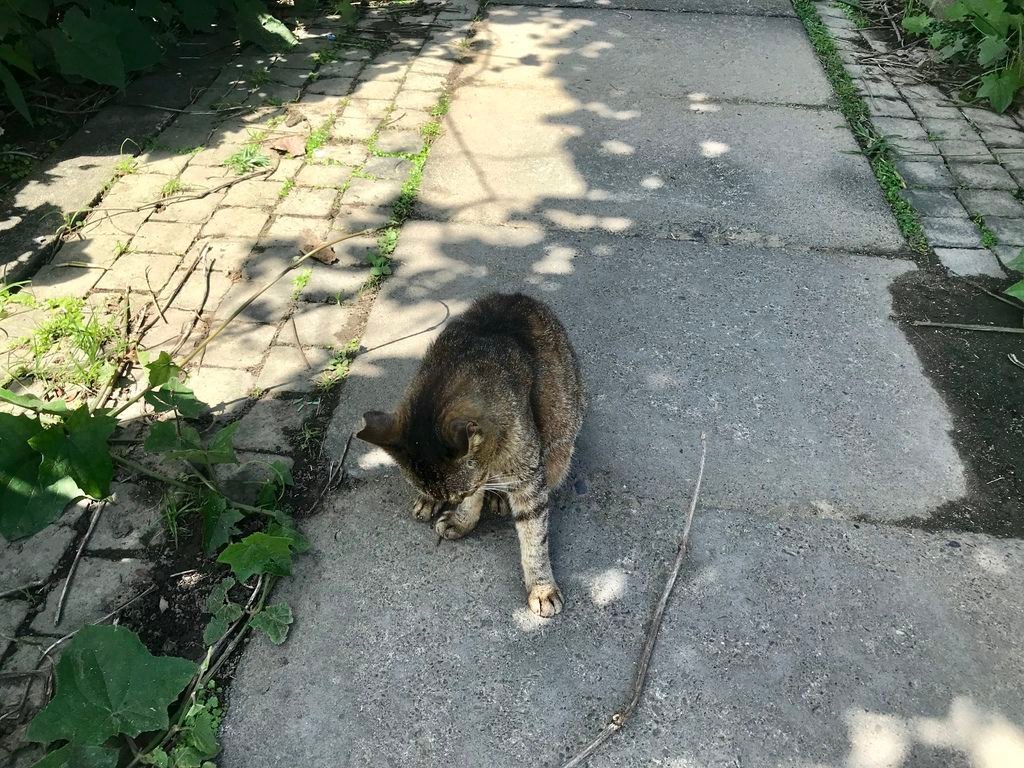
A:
[899, 0, 1024, 111]
[278, 177, 295, 198]
[315, 339, 359, 390]
[305, 117, 335, 156]
[0, 1, 302, 125]
[161, 178, 184, 197]
[223, 144, 271, 175]
[290, 267, 312, 298]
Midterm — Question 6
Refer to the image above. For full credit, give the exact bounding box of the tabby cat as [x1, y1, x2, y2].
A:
[356, 292, 586, 618]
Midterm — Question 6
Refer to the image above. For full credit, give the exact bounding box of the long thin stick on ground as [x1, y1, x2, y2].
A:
[911, 320, 1024, 334]
[559, 433, 708, 768]
[54, 500, 106, 627]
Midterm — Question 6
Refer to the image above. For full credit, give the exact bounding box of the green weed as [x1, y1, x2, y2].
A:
[315, 339, 360, 390]
[291, 268, 312, 299]
[279, 178, 295, 198]
[224, 144, 271, 175]
[305, 118, 336, 156]
[974, 215, 999, 247]
[161, 178, 185, 197]
[114, 155, 137, 176]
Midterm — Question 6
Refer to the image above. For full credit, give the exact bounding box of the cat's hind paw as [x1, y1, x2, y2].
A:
[527, 583, 563, 618]
[412, 495, 443, 522]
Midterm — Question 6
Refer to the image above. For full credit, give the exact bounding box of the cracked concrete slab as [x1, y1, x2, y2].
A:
[491, 0, 797, 17]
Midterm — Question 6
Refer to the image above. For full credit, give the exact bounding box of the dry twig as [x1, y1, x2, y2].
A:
[558, 433, 708, 768]
[54, 500, 107, 627]
[911, 320, 1024, 334]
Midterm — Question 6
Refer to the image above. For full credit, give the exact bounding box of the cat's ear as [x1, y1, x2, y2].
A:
[356, 411, 400, 449]
[449, 419, 481, 457]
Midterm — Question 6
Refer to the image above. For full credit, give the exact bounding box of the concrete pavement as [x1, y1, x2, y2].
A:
[221, 3, 1024, 767]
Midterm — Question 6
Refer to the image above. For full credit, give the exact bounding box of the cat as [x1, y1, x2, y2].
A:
[356, 292, 586, 618]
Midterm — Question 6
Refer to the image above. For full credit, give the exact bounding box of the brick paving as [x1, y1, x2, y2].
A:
[0, 2, 477, 763]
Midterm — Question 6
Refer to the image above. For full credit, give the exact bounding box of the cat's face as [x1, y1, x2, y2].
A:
[356, 411, 485, 503]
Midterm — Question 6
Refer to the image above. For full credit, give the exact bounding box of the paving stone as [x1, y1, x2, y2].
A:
[350, 79, 402, 100]
[920, 116, 979, 142]
[216, 452, 295, 505]
[332, 205, 394, 232]
[151, 189, 226, 224]
[902, 188, 967, 218]
[201, 321, 277, 368]
[160, 266, 234, 311]
[920, 216, 984, 248]
[50, 236, 123, 268]
[82, 208, 152, 238]
[188, 237, 258, 274]
[268, 157, 304, 182]
[984, 216, 1024, 245]
[139, 308, 208, 355]
[255, 345, 335, 393]
[994, 149, 1024, 169]
[132, 220, 201, 254]
[402, 71, 448, 92]
[86, 482, 164, 550]
[873, 116, 929, 141]
[156, 117, 216, 149]
[361, 155, 413, 180]
[103, 173, 174, 208]
[0, 600, 29, 658]
[216, 278, 295, 324]
[957, 188, 1024, 218]
[978, 125, 1024, 148]
[95, 251, 180, 293]
[289, 95, 339, 124]
[310, 143, 369, 165]
[189, 366, 257, 420]
[247, 83, 302, 105]
[202, 207, 271, 238]
[934, 247, 1005, 277]
[376, 129, 426, 155]
[394, 89, 442, 111]
[137, 149, 194, 179]
[332, 116, 380, 142]
[261, 215, 329, 249]
[28, 265, 102, 299]
[232, 399, 307, 452]
[384, 110, 434, 132]
[342, 176, 404, 207]
[220, 180, 281, 209]
[295, 163, 353, 187]
[188, 143, 251, 167]
[993, 244, 1024, 270]
[31, 557, 151, 632]
[937, 141, 994, 162]
[307, 77, 355, 97]
[963, 107, 1018, 129]
[343, 99, 393, 120]
[281, 302, 354, 347]
[0, 513, 80, 594]
[409, 55, 456, 76]
[276, 186, 338, 217]
[269, 67, 312, 87]
[297, 263, 368, 303]
[318, 60, 363, 79]
[948, 161, 1018, 189]
[179, 163, 234, 187]
[271, 50, 321, 69]
[901, 83, 952, 102]
[895, 160, 954, 188]
[855, 78, 901, 100]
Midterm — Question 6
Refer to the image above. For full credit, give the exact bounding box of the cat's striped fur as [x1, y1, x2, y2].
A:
[356, 292, 585, 617]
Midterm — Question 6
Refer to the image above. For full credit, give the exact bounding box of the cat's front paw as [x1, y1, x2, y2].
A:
[527, 583, 563, 618]
[412, 495, 443, 522]
[434, 512, 470, 540]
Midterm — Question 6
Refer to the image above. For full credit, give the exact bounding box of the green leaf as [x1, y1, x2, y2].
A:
[0, 40, 36, 76]
[205, 577, 236, 612]
[177, 703, 219, 758]
[1004, 279, 1024, 302]
[201, 493, 243, 553]
[978, 67, 1023, 112]
[0, 387, 68, 414]
[137, 0, 175, 24]
[944, 0, 970, 19]
[91, 4, 165, 72]
[28, 406, 116, 499]
[0, 63, 30, 124]
[30, 743, 119, 768]
[39, 7, 126, 89]
[144, 420, 205, 462]
[145, 376, 206, 418]
[218, 532, 294, 581]
[145, 351, 180, 387]
[202, 603, 242, 645]
[173, 0, 218, 30]
[0, 413, 83, 541]
[206, 422, 239, 465]
[937, 35, 967, 60]
[26, 625, 195, 746]
[140, 747, 170, 767]
[979, 34, 1009, 66]
[266, 515, 309, 554]
[250, 602, 293, 645]
[1006, 247, 1024, 270]
[334, 0, 358, 26]
[901, 12, 934, 33]
[234, 0, 298, 51]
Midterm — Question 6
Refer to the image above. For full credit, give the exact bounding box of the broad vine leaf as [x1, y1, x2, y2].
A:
[144, 420, 204, 459]
[266, 515, 310, 554]
[39, 8, 126, 88]
[218, 532, 294, 581]
[203, 578, 243, 646]
[145, 376, 206, 418]
[201, 492, 243, 554]
[137, 0, 175, 24]
[206, 577, 237, 612]
[979, 34, 1009, 66]
[26, 624, 196, 746]
[28, 406, 116, 500]
[30, 743, 118, 768]
[173, 0, 218, 30]
[234, 0, 298, 50]
[978, 67, 1023, 112]
[92, 4, 164, 72]
[937, 34, 967, 61]
[0, 61, 31, 124]
[901, 13, 934, 33]
[144, 350, 180, 387]
[0, 413, 83, 540]
[172, 702, 219, 763]
[205, 422, 240, 465]
[1006, 248, 1024, 271]
[0, 387, 68, 414]
[944, 0, 970, 19]
[1004, 279, 1024, 302]
[250, 602, 293, 645]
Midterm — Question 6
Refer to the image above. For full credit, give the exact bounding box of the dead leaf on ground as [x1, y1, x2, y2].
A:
[299, 229, 338, 264]
[266, 135, 307, 157]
